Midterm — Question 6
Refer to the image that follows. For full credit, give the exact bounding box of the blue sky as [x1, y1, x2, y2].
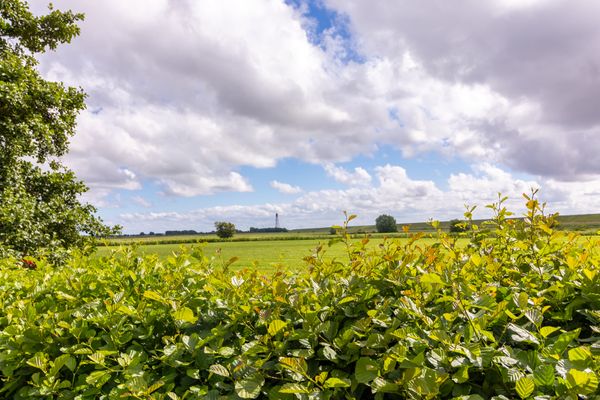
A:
[37, 0, 600, 233]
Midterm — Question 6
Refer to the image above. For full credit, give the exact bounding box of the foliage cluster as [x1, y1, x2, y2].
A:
[0, 0, 117, 259]
[1, 195, 600, 399]
[214, 222, 236, 239]
[375, 215, 397, 233]
[448, 219, 468, 233]
[249, 228, 289, 234]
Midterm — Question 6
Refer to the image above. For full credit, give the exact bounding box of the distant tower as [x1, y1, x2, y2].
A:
[275, 213, 280, 229]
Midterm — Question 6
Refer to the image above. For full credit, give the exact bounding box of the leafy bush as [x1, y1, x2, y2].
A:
[215, 221, 236, 239]
[375, 214, 398, 233]
[1, 195, 600, 399]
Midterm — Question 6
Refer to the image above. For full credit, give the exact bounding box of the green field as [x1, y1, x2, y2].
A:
[97, 236, 444, 272]
[98, 212, 600, 272]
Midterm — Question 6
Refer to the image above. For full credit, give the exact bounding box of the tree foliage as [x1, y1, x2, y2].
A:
[0, 1, 117, 258]
[449, 218, 468, 233]
[375, 214, 397, 233]
[215, 221, 235, 239]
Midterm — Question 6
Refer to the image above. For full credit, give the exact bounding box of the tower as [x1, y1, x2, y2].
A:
[275, 213, 280, 229]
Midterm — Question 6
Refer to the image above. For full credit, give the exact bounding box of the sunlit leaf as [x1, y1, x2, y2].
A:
[515, 376, 535, 399]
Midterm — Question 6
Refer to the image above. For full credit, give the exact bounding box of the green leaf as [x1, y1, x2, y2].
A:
[566, 369, 598, 394]
[568, 347, 591, 362]
[371, 377, 400, 393]
[533, 365, 554, 387]
[143, 290, 166, 303]
[338, 296, 356, 305]
[85, 370, 111, 386]
[515, 376, 535, 399]
[508, 323, 539, 344]
[279, 382, 311, 394]
[321, 345, 338, 361]
[268, 319, 287, 336]
[524, 309, 542, 327]
[453, 366, 469, 383]
[235, 374, 264, 399]
[218, 347, 235, 357]
[539, 326, 560, 338]
[323, 377, 351, 388]
[26, 353, 48, 372]
[209, 364, 229, 377]
[421, 273, 445, 285]
[172, 306, 196, 324]
[355, 357, 379, 384]
[550, 328, 580, 356]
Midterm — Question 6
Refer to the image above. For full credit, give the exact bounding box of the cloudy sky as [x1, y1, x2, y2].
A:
[35, 0, 600, 233]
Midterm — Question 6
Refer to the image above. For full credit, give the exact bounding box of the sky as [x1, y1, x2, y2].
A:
[33, 0, 600, 234]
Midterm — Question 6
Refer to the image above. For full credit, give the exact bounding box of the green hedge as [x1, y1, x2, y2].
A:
[1, 196, 600, 399]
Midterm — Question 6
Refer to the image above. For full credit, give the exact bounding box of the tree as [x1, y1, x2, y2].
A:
[0, 1, 118, 258]
[375, 214, 397, 233]
[449, 219, 468, 233]
[215, 221, 235, 239]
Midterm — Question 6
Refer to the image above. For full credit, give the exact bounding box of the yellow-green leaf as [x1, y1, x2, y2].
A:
[323, 377, 351, 388]
[268, 319, 287, 336]
[172, 307, 196, 323]
[143, 290, 166, 303]
[539, 326, 560, 338]
[209, 364, 229, 377]
[515, 376, 535, 399]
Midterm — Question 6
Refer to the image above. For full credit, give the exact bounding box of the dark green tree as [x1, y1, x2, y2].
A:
[375, 214, 397, 233]
[449, 219, 468, 233]
[215, 221, 235, 239]
[0, 1, 118, 258]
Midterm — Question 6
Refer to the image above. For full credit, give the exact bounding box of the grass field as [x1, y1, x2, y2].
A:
[98, 231, 600, 273]
[105, 212, 600, 247]
[98, 212, 600, 273]
[97, 236, 444, 272]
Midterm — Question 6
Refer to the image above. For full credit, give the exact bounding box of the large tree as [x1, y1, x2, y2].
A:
[0, 1, 118, 258]
[375, 214, 398, 233]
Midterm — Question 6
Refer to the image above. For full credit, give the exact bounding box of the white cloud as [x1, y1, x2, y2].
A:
[31, 0, 600, 219]
[324, 163, 372, 186]
[131, 196, 152, 208]
[270, 180, 303, 194]
[120, 163, 558, 232]
[325, 0, 600, 179]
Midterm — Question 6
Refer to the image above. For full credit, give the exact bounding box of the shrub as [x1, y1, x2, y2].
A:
[1, 194, 599, 399]
[215, 221, 235, 238]
[375, 214, 398, 233]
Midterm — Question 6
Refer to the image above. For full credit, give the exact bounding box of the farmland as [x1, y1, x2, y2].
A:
[97, 212, 600, 271]
[97, 237, 445, 272]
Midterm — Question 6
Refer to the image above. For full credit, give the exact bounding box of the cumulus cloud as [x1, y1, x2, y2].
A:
[324, 163, 372, 186]
[271, 180, 303, 194]
[120, 163, 550, 232]
[325, 0, 600, 179]
[31, 0, 600, 222]
[38, 0, 386, 198]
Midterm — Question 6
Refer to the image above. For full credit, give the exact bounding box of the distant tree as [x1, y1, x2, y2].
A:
[375, 214, 397, 233]
[215, 221, 236, 239]
[248, 227, 288, 233]
[329, 227, 337, 235]
[449, 219, 468, 233]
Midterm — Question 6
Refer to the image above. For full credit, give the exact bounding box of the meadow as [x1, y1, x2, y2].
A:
[97, 237, 445, 272]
